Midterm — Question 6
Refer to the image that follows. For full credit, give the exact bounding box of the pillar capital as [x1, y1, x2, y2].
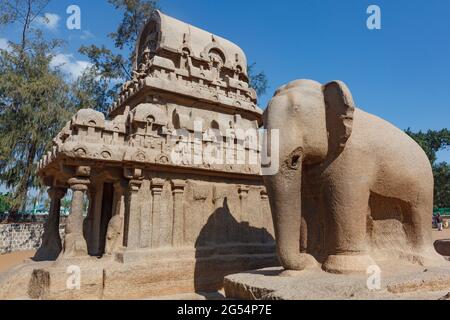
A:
[75, 166, 91, 177]
[239, 185, 250, 199]
[68, 177, 90, 191]
[48, 187, 67, 200]
[151, 178, 165, 195]
[171, 179, 186, 194]
[124, 167, 143, 180]
[128, 179, 142, 192]
[260, 188, 268, 200]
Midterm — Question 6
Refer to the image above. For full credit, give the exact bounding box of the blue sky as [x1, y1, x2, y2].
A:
[0, 0, 449, 163]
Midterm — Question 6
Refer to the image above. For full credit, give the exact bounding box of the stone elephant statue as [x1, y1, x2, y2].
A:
[263, 79, 443, 274]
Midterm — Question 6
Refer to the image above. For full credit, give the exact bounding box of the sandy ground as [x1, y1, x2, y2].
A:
[0, 229, 448, 275]
[0, 250, 35, 273]
[432, 228, 450, 241]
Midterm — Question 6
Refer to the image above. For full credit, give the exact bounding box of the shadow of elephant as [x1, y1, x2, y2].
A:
[193, 198, 277, 294]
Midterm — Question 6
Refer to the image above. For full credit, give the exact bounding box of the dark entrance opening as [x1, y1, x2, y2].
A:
[99, 182, 114, 256]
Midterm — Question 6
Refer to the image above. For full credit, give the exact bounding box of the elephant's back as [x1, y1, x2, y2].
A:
[351, 108, 433, 201]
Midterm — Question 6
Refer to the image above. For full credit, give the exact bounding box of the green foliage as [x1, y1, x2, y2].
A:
[79, 45, 130, 80]
[0, 0, 50, 26]
[248, 63, 269, 97]
[405, 128, 450, 164]
[108, 0, 160, 51]
[0, 193, 13, 213]
[406, 128, 450, 208]
[70, 63, 112, 113]
[0, 0, 51, 54]
[0, 0, 78, 212]
[433, 162, 450, 208]
[77, 44, 131, 114]
[61, 196, 71, 210]
[0, 37, 74, 212]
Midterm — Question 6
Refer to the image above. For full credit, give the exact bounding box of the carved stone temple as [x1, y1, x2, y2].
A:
[0, 11, 276, 299]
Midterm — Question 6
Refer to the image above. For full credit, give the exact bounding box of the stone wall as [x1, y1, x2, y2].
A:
[0, 214, 50, 223]
[0, 223, 65, 254]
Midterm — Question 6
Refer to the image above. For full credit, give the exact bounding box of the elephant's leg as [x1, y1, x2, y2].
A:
[407, 196, 445, 266]
[322, 182, 376, 274]
[300, 214, 308, 253]
[301, 194, 323, 259]
[300, 193, 314, 253]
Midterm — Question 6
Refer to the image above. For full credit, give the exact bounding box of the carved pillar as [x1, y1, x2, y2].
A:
[151, 178, 165, 248]
[239, 185, 250, 221]
[260, 188, 273, 242]
[34, 187, 66, 261]
[212, 186, 229, 244]
[64, 177, 90, 257]
[125, 179, 142, 249]
[239, 185, 250, 243]
[171, 179, 186, 247]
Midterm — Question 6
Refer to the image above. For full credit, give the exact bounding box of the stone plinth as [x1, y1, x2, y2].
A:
[0, 248, 276, 299]
[224, 262, 450, 300]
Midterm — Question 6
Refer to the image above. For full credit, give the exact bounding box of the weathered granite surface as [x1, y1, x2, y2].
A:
[263, 78, 445, 274]
[0, 10, 276, 299]
[224, 263, 450, 300]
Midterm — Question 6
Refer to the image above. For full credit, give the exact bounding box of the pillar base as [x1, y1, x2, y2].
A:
[34, 242, 62, 261]
[63, 233, 88, 257]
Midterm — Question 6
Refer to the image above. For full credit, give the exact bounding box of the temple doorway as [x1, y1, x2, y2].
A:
[98, 182, 114, 256]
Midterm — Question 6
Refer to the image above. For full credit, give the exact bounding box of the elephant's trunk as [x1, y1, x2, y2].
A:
[264, 166, 303, 270]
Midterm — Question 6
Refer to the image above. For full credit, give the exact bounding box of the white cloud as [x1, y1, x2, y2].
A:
[0, 38, 10, 51]
[36, 13, 61, 30]
[50, 53, 92, 80]
[80, 30, 95, 40]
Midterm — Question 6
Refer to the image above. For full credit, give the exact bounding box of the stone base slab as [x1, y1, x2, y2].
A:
[115, 244, 275, 263]
[0, 246, 277, 299]
[224, 262, 450, 300]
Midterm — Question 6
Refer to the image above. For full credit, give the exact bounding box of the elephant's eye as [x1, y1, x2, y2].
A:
[289, 154, 301, 170]
[286, 148, 303, 170]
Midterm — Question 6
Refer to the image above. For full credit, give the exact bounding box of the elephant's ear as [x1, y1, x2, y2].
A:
[323, 81, 355, 151]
